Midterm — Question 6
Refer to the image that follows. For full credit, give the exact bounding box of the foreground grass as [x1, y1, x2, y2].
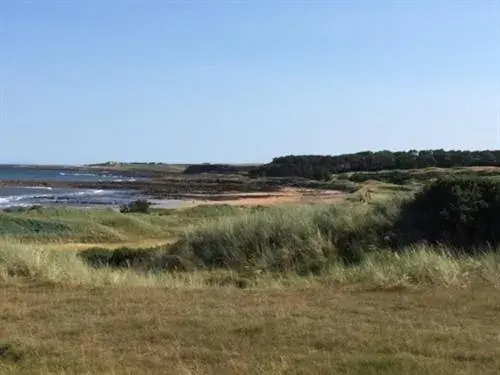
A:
[1, 283, 500, 374]
[1, 244, 500, 374]
[2, 197, 500, 374]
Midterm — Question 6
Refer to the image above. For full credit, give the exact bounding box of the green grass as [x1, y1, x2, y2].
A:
[168, 202, 400, 273]
[342, 166, 500, 185]
[0, 205, 257, 244]
[0, 208, 169, 243]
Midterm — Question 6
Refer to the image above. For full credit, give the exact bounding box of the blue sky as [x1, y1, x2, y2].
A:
[1, 1, 499, 164]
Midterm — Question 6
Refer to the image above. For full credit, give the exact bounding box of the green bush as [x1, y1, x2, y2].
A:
[108, 247, 155, 268]
[120, 199, 151, 214]
[393, 177, 500, 251]
[107, 246, 192, 272]
[78, 247, 114, 268]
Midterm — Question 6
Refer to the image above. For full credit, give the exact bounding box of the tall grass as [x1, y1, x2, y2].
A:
[0, 241, 210, 288]
[170, 202, 400, 273]
[2, 194, 500, 289]
[2, 240, 499, 289]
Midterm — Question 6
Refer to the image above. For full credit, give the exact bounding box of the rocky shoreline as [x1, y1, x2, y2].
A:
[0, 175, 285, 201]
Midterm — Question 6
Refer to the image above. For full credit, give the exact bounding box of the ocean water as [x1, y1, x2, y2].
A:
[0, 166, 144, 182]
[0, 166, 158, 209]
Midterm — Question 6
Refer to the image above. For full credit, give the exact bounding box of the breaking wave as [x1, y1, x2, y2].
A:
[0, 188, 130, 208]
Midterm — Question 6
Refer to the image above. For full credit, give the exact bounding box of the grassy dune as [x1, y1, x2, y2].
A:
[0, 205, 252, 245]
[0, 208, 170, 243]
[1, 185, 500, 374]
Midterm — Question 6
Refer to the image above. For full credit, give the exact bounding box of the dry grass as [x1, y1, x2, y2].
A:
[1, 241, 500, 374]
[1, 284, 500, 375]
[2, 198, 500, 374]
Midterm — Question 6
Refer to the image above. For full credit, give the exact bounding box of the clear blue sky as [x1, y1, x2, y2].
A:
[1, 1, 499, 165]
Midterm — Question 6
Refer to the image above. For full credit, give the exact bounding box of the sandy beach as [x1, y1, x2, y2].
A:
[151, 188, 346, 208]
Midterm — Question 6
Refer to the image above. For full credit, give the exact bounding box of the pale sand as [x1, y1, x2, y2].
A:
[174, 188, 346, 208]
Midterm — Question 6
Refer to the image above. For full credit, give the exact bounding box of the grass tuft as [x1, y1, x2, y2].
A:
[0, 341, 25, 363]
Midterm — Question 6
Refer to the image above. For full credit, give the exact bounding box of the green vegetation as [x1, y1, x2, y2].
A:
[3, 173, 500, 374]
[86, 161, 188, 174]
[77, 177, 500, 276]
[394, 176, 500, 250]
[119, 199, 152, 214]
[2, 176, 500, 272]
[169, 203, 393, 273]
[0, 207, 168, 242]
[85, 161, 261, 176]
[0, 205, 247, 243]
[183, 163, 257, 175]
[250, 149, 500, 179]
[345, 166, 500, 185]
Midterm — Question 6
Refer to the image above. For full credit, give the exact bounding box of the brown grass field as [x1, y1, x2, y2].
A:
[1, 283, 500, 375]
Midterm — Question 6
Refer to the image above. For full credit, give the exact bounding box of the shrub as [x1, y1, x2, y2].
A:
[120, 199, 152, 214]
[78, 247, 114, 268]
[393, 177, 500, 251]
[204, 273, 251, 288]
[107, 246, 192, 272]
[108, 247, 155, 268]
[0, 341, 26, 363]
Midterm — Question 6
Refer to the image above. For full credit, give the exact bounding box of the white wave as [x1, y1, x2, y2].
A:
[0, 188, 110, 207]
[59, 172, 101, 177]
[0, 195, 28, 204]
[72, 173, 100, 177]
[0, 193, 51, 204]
[112, 178, 137, 182]
[21, 186, 53, 190]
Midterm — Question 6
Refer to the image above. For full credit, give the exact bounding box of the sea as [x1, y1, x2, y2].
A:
[0, 166, 181, 209]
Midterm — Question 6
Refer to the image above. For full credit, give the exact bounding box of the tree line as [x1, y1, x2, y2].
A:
[249, 149, 500, 179]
